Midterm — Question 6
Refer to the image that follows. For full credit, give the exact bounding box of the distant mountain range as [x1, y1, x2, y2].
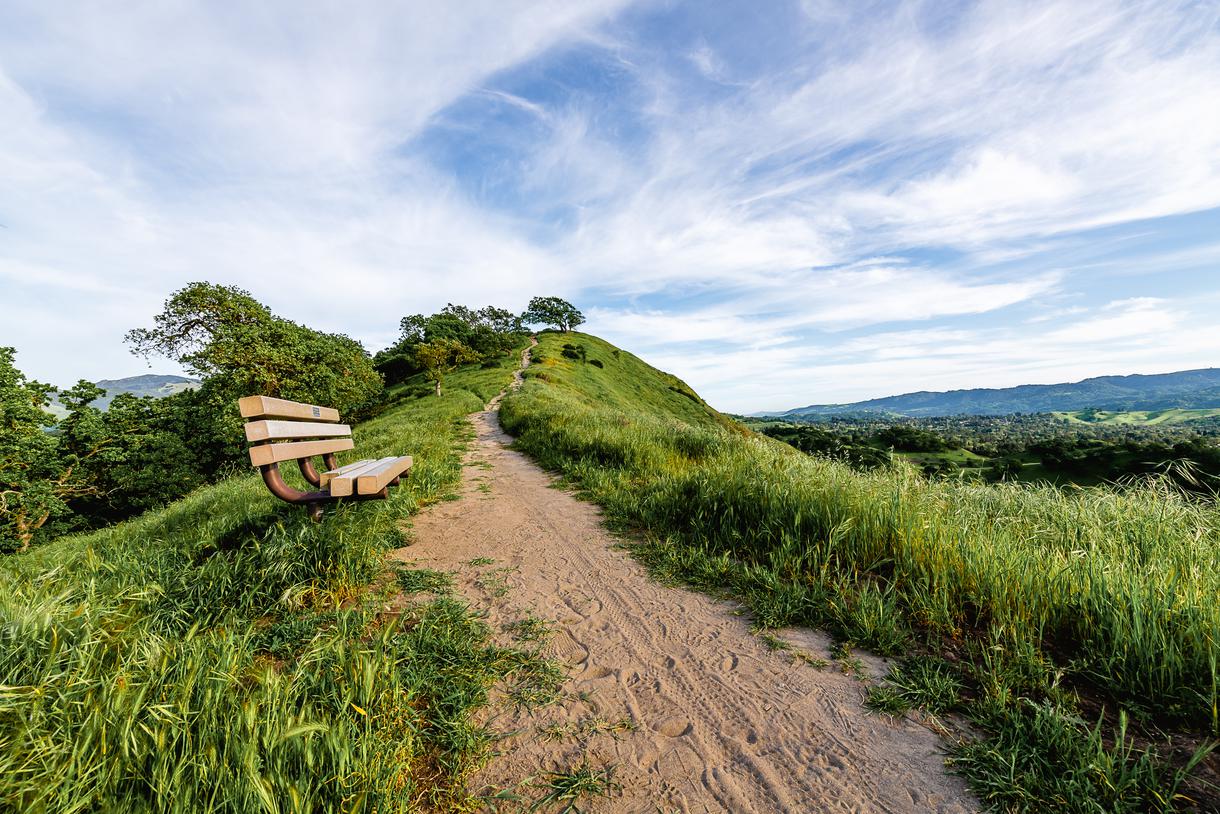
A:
[48, 374, 200, 417]
[771, 368, 1220, 419]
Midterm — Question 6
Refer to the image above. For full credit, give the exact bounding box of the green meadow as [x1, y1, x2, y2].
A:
[1055, 408, 1220, 426]
[502, 332, 1219, 813]
[0, 346, 563, 813]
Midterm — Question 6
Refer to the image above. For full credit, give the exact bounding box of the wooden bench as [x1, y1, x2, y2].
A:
[239, 395, 412, 521]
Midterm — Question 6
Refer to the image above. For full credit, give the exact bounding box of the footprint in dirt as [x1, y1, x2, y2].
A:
[655, 717, 694, 738]
[562, 593, 603, 618]
[547, 629, 590, 667]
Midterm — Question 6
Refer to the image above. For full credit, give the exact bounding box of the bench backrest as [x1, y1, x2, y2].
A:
[238, 396, 353, 467]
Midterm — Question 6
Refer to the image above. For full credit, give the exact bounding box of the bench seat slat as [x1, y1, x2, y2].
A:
[249, 438, 354, 467]
[245, 420, 352, 443]
[329, 457, 398, 497]
[239, 395, 340, 423]
[356, 456, 414, 496]
[319, 459, 375, 487]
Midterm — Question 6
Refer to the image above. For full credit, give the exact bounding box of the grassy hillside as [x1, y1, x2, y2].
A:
[0, 346, 559, 812]
[503, 332, 1219, 813]
[1055, 408, 1220, 426]
[526, 332, 730, 429]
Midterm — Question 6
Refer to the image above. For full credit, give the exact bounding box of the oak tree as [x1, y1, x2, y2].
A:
[414, 339, 480, 396]
[522, 296, 584, 333]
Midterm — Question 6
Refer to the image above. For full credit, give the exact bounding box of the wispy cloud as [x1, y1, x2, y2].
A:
[2, 0, 1217, 412]
[639, 295, 1220, 412]
[0, 0, 629, 377]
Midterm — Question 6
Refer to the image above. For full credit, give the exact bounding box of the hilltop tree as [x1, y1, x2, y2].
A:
[414, 339, 480, 396]
[475, 306, 524, 334]
[522, 296, 584, 333]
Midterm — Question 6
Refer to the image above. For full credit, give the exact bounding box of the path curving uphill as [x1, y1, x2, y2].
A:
[394, 340, 976, 813]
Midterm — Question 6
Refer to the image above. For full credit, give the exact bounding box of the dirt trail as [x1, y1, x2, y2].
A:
[394, 341, 976, 813]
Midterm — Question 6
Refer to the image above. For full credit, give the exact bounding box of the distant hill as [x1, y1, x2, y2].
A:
[91, 374, 200, 408]
[49, 374, 200, 417]
[774, 368, 1220, 418]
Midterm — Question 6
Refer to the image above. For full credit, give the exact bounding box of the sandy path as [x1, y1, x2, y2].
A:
[394, 343, 977, 813]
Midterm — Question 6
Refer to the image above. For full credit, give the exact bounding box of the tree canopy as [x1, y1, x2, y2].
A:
[374, 303, 527, 386]
[55, 387, 207, 525]
[522, 296, 584, 333]
[0, 348, 93, 550]
[126, 283, 382, 419]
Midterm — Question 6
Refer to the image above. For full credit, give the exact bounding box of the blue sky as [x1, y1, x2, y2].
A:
[2, 0, 1219, 412]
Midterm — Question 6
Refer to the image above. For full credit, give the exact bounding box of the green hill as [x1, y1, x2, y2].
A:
[504, 331, 1219, 811]
[45, 373, 201, 419]
[92, 373, 201, 405]
[523, 331, 727, 428]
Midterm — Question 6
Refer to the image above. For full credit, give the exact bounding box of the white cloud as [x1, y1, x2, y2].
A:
[0, 2, 632, 174]
[790, 266, 1061, 326]
[0, 0, 630, 382]
[636, 295, 1219, 413]
[1045, 298, 1179, 344]
[2, 0, 1218, 413]
[465, 0, 1220, 319]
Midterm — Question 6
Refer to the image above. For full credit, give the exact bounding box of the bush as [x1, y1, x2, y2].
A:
[0, 347, 80, 551]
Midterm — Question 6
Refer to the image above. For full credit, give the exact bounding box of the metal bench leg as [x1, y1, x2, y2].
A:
[259, 462, 383, 519]
[299, 453, 342, 487]
[298, 457, 323, 487]
[260, 463, 332, 505]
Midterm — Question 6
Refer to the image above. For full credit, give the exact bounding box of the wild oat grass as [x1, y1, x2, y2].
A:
[502, 331, 1219, 812]
[0, 348, 549, 812]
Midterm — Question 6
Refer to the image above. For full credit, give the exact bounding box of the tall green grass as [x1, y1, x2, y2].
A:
[0, 349, 548, 812]
[502, 332, 1219, 812]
